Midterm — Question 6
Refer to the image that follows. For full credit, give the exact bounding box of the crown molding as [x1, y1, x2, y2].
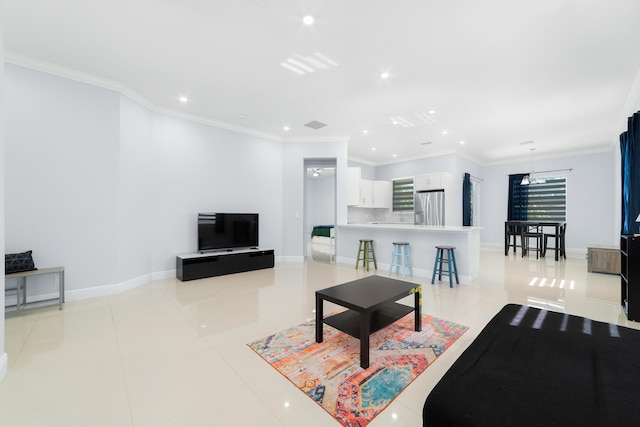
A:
[5, 51, 285, 143]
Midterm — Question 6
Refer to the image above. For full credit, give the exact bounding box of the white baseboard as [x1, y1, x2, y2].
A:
[151, 270, 176, 280]
[6, 262, 278, 305]
[278, 255, 304, 263]
[0, 353, 7, 383]
[65, 273, 153, 302]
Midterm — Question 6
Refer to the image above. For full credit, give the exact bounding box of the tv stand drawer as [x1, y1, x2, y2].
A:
[176, 249, 274, 281]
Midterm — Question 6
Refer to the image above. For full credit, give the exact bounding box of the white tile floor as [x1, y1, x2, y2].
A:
[0, 246, 631, 427]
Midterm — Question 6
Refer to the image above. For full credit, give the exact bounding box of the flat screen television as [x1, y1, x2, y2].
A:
[198, 213, 259, 252]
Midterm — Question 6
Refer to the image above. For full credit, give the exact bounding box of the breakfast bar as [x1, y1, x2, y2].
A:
[337, 224, 481, 283]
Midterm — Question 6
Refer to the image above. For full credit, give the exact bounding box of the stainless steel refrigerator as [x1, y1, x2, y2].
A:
[414, 190, 445, 226]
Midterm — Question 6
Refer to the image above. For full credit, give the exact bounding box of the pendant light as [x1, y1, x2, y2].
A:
[520, 148, 544, 185]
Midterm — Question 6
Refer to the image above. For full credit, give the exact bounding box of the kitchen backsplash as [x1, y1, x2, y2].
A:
[348, 208, 414, 224]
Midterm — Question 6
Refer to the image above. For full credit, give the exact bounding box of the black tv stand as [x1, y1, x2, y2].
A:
[177, 248, 274, 281]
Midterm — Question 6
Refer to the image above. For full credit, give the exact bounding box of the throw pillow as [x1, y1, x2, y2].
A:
[5, 250, 37, 274]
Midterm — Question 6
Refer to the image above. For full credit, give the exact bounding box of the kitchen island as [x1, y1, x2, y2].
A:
[336, 224, 481, 283]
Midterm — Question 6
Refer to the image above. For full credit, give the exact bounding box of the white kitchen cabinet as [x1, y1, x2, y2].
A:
[347, 167, 391, 208]
[372, 180, 391, 208]
[359, 179, 391, 208]
[414, 173, 445, 191]
[359, 179, 374, 206]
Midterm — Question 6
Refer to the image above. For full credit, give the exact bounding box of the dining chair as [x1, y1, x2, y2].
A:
[521, 224, 543, 259]
[505, 224, 524, 254]
[542, 223, 567, 259]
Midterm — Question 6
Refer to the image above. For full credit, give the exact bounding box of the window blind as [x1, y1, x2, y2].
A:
[393, 178, 414, 211]
[526, 177, 566, 221]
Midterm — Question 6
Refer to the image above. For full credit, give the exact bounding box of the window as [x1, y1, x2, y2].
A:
[526, 176, 566, 221]
[393, 178, 414, 211]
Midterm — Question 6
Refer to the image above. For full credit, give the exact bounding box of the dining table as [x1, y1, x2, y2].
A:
[505, 220, 566, 261]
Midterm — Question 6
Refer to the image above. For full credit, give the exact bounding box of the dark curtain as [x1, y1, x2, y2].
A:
[508, 174, 529, 221]
[621, 111, 640, 234]
[463, 173, 472, 226]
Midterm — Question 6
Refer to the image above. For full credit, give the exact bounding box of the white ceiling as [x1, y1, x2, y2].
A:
[5, 0, 640, 165]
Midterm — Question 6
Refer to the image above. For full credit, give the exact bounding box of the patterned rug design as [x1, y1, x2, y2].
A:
[247, 313, 468, 427]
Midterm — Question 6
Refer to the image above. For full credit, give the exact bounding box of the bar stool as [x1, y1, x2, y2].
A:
[431, 246, 459, 288]
[521, 225, 543, 259]
[356, 239, 377, 271]
[389, 242, 413, 279]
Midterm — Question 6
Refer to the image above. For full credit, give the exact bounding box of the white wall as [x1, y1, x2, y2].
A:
[118, 96, 153, 283]
[282, 141, 348, 260]
[375, 154, 456, 182]
[150, 114, 285, 273]
[481, 150, 617, 250]
[3, 64, 290, 298]
[306, 172, 335, 232]
[1, 0, 7, 382]
[5, 64, 121, 293]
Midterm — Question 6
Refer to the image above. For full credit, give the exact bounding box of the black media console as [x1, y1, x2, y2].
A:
[176, 248, 274, 281]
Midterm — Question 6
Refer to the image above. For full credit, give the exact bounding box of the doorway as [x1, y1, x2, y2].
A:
[304, 158, 337, 263]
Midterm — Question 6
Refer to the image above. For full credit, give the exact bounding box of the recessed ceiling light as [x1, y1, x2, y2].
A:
[380, 72, 390, 79]
[459, 140, 465, 145]
[283, 126, 290, 131]
[303, 15, 314, 25]
[441, 130, 448, 135]
[392, 120, 399, 125]
[178, 96, 188, 103]
[392, 154, 397, 158]
[362, 129, 369, 134]
[428, 110, 436, 115]
[371, 147, 376, 151]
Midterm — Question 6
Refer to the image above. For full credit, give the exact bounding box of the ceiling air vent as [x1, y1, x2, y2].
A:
[304, 120, 328, 130]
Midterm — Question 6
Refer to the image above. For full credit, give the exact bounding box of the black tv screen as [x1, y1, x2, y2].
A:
[198, 213, 259, 252]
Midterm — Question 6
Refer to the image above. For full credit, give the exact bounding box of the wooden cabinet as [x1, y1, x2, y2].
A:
[587, 245, 620, 274]
[621, 235, 640, 320]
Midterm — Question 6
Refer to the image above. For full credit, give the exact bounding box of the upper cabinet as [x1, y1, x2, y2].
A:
[372, 180, 391, 208]
[415, 173, 448, 191]
[348, 167, 392, 208]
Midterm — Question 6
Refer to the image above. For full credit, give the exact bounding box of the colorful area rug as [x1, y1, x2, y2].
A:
[247, 312, 468, 427]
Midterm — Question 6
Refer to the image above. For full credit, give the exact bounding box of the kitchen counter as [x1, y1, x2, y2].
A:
[336, 223, 481, 283]
[344, 223, 481, 232]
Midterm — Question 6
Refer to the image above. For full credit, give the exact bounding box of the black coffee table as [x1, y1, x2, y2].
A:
[315, 275, 422, 369]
